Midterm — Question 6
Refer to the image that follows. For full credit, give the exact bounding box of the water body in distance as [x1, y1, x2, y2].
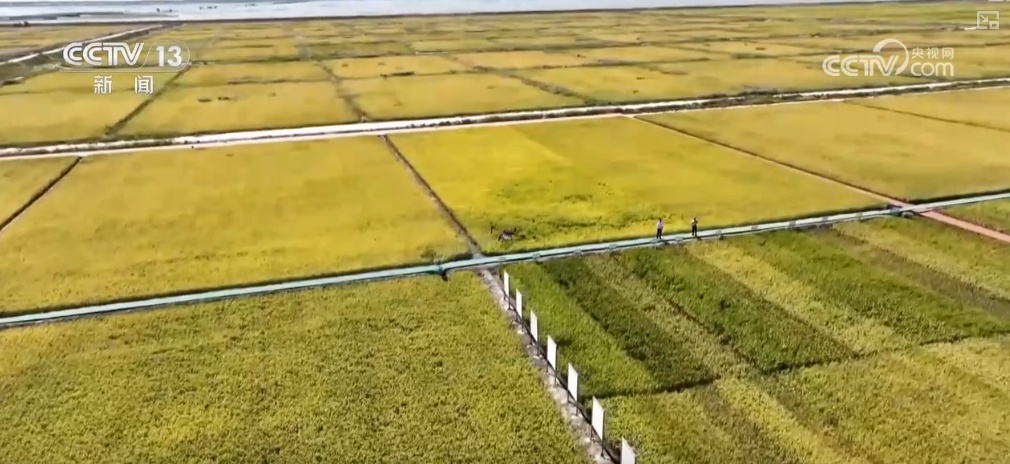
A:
[0, 0, 886, 23]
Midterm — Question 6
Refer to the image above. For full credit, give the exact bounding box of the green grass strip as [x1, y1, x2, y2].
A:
[737, 230, 1010, 344]
[619, 247, 853, 372]
[541, 258, 715, 392]
[506, 263, 659, 399]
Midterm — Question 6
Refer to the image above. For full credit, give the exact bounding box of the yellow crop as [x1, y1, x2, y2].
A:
[0, 91, 148, 145]
[0, 157, 77, 224]
[855, 88, 1010, 134]
[119, 81, 359, 136]
[452, 50, 601, 69]
[174, 61, 331, 86]
[0, 275, 587, 464]
[676, 41, 826, 57]
[0, 137, 467, 312]
[342, 73, 584, 120]
[563, 45, 715, 63]
[322, 55, 470, 79]
[646, 100, 1010, 200]
[392, 116, 876, 253]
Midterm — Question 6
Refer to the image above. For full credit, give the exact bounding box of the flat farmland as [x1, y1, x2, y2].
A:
[654, 58, 917, 94]
[119, 81, 359, 136]
[504, 217, 1010, 463]
[308, 41, 414, 59]
[563, 45, 714, 63]
[517, 66, 695, 102]
[644, 101, 1010, 200]
[174, 61, 331, 86]
[853, 88, 1010, 132]
[0, 275, 587, 464]
[0, 138, 467, 313]
[392, 117, 876, 253]
[411, 38, 498, 52]
[0, 157, 76, 224]
[341, 73, 584, 120]
[194, 43, 301, 62]
[947, 200, 1010, 235]
[452, 50, 601, 69]
[0, 70, 176, 146]
[323, 55, 470, 79]
[674, 41, 825, 57]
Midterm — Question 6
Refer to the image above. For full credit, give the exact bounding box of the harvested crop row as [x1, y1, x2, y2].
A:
[618, 247, 854, 371]
[735, 230, 1010, 344]
[0, 275, 588, 464]
[0, 157, 77, 226]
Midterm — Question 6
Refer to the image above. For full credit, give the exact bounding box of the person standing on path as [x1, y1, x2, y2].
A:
[656, 218, 664, 240]
[691, 217, 698, 238]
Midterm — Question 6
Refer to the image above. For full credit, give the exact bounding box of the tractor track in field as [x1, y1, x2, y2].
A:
[2, 77, 1009, 161]
[3, 191, 1009, 330]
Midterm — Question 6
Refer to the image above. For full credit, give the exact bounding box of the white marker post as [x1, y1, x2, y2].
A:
[530, 311, 539, 342]
[547, 336, 557, 370]
[503, 271, 510, 297]
[567, 364, 579, 402]
[515, 291, 523, 318]
[621, 439, 636, 464]
[591, 398, 605, 439]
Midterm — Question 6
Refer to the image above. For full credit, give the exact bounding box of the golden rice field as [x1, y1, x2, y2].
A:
[118, 81, 360, 135]
[0, 275, 587, 464]
[505, 217, 1010, 463]
[0, 91, 151, 145]
[0, 138, 468, 313]
[644, 101, 1010, 200]
[341, 73, 584, 119]
[0, 157, 76, 224]
[174, 61, 331, 86]
[1, 1, 1008, 145]
[323, 55, 471, 78]
[854, 88, 1010, 133]
[392, 117, 877, 253]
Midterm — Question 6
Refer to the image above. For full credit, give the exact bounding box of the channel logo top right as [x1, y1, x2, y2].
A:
[977, 10, 999, 30]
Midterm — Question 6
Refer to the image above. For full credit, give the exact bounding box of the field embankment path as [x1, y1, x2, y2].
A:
[3, 192, 1008, 330]
[2, 78, 1009, 161]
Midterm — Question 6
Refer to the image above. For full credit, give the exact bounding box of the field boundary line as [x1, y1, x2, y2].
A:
[0, 157, 81, 235]
[843, 100, 1010, 135]
[3, 78, 1009, 161]
[638, 118, 1010, 244]
[106, 66, 192, 136]
[0, 25, 165, 66]
[3, 192, 1009, 329]
[379, 135, 484, 257]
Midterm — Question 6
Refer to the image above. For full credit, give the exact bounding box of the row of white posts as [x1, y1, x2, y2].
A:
[503, 271, 638, 464]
